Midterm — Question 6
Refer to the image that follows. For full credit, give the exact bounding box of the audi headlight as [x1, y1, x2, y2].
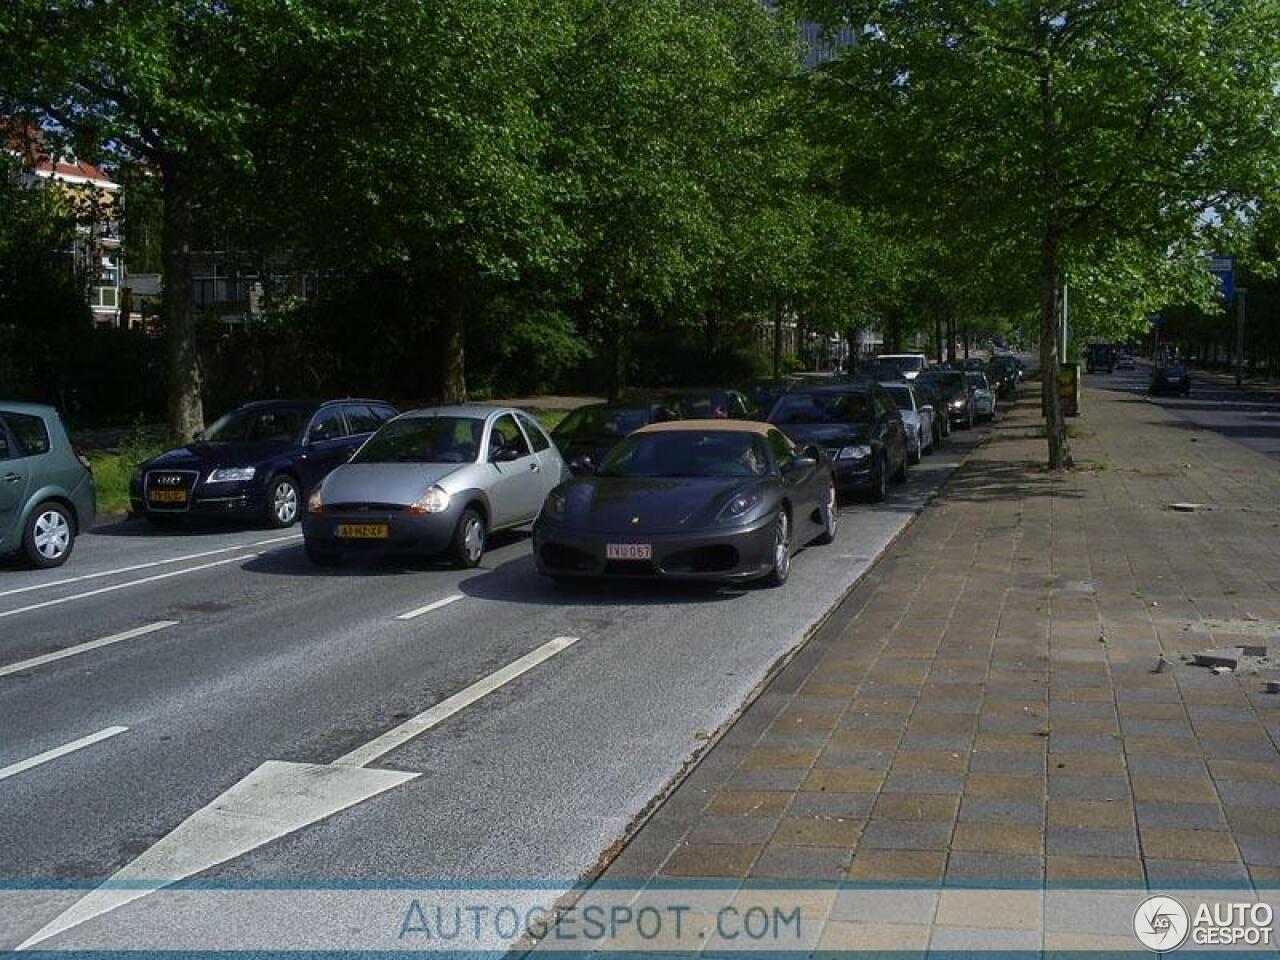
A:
[836, 445, 871, 461]
[409, 485, 451, 515]
[207, 466, 256, 483]
[718, 490, 763, 520]
[541, 490, 567, 520]
[951, 399, 965, 409]
[307, 487, 325, 514]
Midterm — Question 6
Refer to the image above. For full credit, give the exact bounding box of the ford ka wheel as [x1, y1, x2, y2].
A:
[24, 502, 75, 569]
[450, 508, 485, 568]
[816, 483, 838, 545]
[267, 476, 300, 528]
[764, 510, 791, 586]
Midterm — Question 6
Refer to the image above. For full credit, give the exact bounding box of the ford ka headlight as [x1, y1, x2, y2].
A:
[409, 485, 451, 515]
[718, 490, 763, 520]
[836, 445, 871, 461]
[307, 487, 325, 514]
[207, 466, 256, 483]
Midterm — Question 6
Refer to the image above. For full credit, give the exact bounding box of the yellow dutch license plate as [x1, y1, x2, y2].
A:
[148, 490, 188, 504]
[336, 523, 390, 539]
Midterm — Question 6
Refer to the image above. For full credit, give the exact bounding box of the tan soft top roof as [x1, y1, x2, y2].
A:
[634, 418, 774, 436]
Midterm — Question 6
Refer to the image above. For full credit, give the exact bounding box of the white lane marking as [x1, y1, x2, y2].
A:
[16, 760, 416, 950]
[394, 594, 464, 621]
[0, 621, 178, 679]
[0, 554, 257, 621]
[0, 534, 301, 599]
[19, 636, 580, 948]
[334, 635, 579, 768]
[0, 726, 128, 783]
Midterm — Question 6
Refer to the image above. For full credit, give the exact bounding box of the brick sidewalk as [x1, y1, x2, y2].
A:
[578, 381, 1280, 947]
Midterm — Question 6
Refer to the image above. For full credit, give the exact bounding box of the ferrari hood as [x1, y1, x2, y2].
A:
[561, 476, 768, 534]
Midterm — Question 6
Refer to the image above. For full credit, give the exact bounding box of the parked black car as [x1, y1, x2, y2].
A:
[551, 401, 682, 476]
[986, 357, 1020, 398]
[1150, 364, 1191, 397]
[917, 370, 976, 429]
[130, 398, 397, 528]
[744, 378, 798, 419]
[768, 383, 908, 501]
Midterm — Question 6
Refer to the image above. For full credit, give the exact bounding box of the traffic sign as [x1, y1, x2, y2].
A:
[1210, 254, 1236, 303]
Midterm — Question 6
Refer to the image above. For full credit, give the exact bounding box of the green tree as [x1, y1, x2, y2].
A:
[797, 0, 1280, 467]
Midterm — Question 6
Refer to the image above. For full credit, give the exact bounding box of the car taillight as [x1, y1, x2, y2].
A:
[73, 446, 92, 471]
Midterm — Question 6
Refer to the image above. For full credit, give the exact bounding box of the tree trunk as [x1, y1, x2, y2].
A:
[607, 309, 628, 403]
[946, 314, 956, 362]
[1040, 227, 1072, 469]
[161, 162, 203, 442]
[963, 326, 970, 359]
[439, 280, 466, 403]
[934, 312, 944, 363]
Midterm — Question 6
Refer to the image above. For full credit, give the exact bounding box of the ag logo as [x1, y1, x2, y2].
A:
[1134, 895, 1190, 951]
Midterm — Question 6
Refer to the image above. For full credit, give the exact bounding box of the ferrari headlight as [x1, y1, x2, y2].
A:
[541, 490, 567, 520]
[836, 445, 871, 461]
[719, 491, 763, 520]
[207, 466, 256, 483]
[409, 485, 451, 515]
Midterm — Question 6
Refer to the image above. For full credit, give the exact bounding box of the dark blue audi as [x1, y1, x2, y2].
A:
[130, 398, 397, 528]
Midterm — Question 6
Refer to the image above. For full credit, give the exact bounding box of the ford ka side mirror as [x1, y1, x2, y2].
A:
[491, 446, 522, 464]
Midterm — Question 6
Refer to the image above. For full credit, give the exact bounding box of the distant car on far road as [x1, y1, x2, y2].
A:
[0, 402, 96, 568]
[131, 398, 397, 529]
[661, 389, 755, 420]
[1150, 364, 1191, 397]
[551, 401, 682, 475]
[304, 406, 565, 567]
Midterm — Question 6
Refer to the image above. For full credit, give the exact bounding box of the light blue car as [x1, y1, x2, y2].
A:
[0, 402, 96, 567]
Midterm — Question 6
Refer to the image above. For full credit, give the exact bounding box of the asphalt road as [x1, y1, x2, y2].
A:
[1090, 363, 1280, 461]
[0, 419, 990, 950]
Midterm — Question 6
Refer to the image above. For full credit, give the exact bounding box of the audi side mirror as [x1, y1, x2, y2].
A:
[789, 455, 818, 472]
[569, 455, 595, 475]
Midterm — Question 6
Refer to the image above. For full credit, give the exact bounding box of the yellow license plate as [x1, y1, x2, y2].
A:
[148, 490, 188, 504]
[337, 523, 390, 539]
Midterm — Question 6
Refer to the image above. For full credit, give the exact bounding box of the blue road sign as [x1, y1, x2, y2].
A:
[1209, 254, 1236, 303]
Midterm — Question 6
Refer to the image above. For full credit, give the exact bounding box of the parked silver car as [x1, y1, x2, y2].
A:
[302, 406, 567, 567]
[880, 381, 934, 463]
[0, 403, 96, 568]
[965, 372, 997, 421]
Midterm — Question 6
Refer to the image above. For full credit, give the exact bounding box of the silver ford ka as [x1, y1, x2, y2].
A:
[302, 406, 567, 567]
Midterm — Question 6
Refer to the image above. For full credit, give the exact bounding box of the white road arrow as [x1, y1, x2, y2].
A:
[18, 636, 579, 950]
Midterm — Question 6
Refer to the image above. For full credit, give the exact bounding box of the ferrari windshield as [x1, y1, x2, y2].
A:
[554, 406, 649, 440]
[771, 391, 874, 425]
[598, 431, 770, 479]
[353, 416, 485, 464]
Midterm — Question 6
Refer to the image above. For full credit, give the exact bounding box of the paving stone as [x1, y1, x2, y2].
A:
[743, 747, 821, 770]
[728, 768, 809, 791]
[1045, 855, 1145, 885]
[1235, 833, 1280, 867]
[661, 843, 760, 878]
[860, 819, 954, 851]
[1044, 827, 1140, 858]
[891, 750, 970, 773]
[930, 926, 1043, 953]
[1215, 780, 1280, 809]
[748, 843, 849, 880]
[845, 850, 946, 884]
[944, 852, 1044, 886]
[935, 890, 1043, 930]
[1124, 755, 1207, 779]
[957, 797, 1044, 826]
[816, 920, 931, 953]
[871, 793, 961, 822]
[1046, 775, 1130, 801]
[813, 748, 894, 769]
[830, 888, 939, 925]
[881, 771, 967, 794]
[951, 822, 1043, 855]
[969, 751, 1047, 775]
[772, 816, 864, 848]
[687, 816, 780, 845]
[1140, 827, 1239, 862]
[965, 773, 1044, 800]
[786, 792, 875, 819]
[1144, 858, 1254, 887]
[1047, 753, 1127, 777]
[1135, 802, 1227, 831]
[706, 791, 791, 818]
[1047, 799, 1134, 829]
[828, 728, 902, 751]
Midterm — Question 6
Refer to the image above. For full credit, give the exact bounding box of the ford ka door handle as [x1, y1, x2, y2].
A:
[529, 462, 540, 472]
[1, 473, 21, 483]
